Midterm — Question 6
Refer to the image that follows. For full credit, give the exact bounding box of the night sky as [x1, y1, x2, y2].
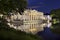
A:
[27, 0, 60, 14]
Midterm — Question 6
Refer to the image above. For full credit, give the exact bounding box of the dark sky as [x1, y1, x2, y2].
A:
[27, 0, 60, 14]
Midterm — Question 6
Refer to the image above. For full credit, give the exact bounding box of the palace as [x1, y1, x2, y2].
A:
[6, 9, 52, 34]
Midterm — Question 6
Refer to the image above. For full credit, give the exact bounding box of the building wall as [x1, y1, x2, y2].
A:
[22, 10, 48, 34]
[7, 9, 51, 34]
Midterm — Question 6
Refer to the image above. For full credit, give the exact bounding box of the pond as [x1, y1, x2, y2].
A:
[37, 27, 60, 40]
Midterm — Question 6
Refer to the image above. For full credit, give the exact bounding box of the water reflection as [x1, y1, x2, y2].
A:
[37, 27, 60, 40]
[7, 10, 52, 34]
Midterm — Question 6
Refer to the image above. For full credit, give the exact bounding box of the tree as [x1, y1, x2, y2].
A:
[0, 0, 27, 15]
[50, 9, 60, 34]
[0, 0, 27, 31]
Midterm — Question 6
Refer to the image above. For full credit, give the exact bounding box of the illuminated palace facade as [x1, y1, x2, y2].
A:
[7, 9, 52, 34]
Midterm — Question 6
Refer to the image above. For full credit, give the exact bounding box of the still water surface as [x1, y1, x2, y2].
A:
[37, 27, 60, 40]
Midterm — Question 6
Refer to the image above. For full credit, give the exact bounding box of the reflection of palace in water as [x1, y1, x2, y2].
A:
[7, 9, 52, 34]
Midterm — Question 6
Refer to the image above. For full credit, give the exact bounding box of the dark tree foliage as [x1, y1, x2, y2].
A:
[50, 9, 60, 34]
[50, 9, 60, 19]
[0, 0, 43, 40]
[0, 0, 27, 15]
